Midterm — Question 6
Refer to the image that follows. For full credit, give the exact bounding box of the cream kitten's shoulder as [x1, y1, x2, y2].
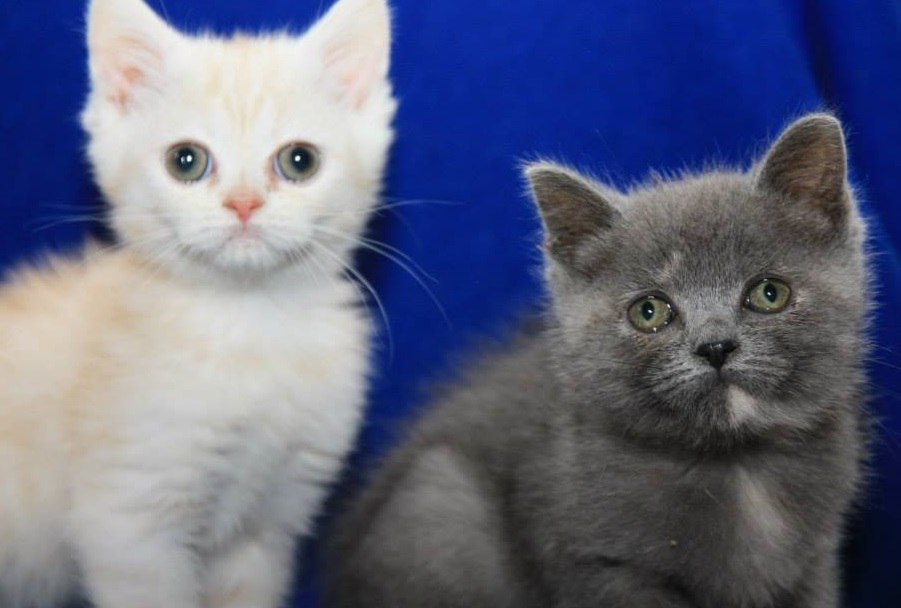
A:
[0, 245, 122, 353]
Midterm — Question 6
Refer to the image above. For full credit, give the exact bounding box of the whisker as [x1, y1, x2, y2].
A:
[315, 198, 463, 219]
[28, 214, 109, 233]
[293, 242, 331, 293]
[307, 239, 394, 362]
[315, 224, 449, 328]
[867, 357, 901, 374]
[371, 199, 463, 247]
[36, 202, 108, 213]
[318, 225, 437, 282]
[134, 239, 182, 291]
[377, 197, 465, 211]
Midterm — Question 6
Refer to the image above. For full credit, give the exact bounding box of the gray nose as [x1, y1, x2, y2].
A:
[695, 340, 738, 369]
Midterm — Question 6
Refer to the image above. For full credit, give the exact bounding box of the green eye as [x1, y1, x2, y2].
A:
[275, 142, 320, 182]
[745, 278, 791, 313]
[628, 295, 676, 333]
[165, 143, 211, 182]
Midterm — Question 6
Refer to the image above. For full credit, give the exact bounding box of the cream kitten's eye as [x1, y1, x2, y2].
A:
[745, 278, 791, 313]
[628, 295, 676, 333]
[165, 143, 211, 183]
[275, 143, 320, 182]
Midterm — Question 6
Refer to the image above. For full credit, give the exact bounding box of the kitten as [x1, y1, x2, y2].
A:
[326, 114, 869, 608]
[0, 0, 394, 606]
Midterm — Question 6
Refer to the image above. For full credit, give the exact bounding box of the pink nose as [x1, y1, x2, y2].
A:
[224, 193, 264, 224]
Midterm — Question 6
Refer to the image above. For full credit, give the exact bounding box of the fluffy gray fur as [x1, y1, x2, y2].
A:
[325, 114, 870, 608]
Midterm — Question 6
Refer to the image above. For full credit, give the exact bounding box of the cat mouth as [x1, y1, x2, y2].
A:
[226, 224, 265, 241]
[695, 367, 754, 396]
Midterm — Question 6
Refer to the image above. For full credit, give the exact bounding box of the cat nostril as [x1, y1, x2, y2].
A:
[224, 195, 264, 224]
[695, 340, 738, 370]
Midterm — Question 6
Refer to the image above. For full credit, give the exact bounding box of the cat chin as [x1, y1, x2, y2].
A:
[143, 237, 320, 285]
[725, 385, 761, 427]
[691, 364, 778, 400]
[667, 373, 771, 429]
[696, 379, 807, 436]
[201, 249, 313, 278]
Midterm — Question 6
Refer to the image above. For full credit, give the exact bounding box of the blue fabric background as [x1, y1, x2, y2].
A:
[1, 0, 899, 606]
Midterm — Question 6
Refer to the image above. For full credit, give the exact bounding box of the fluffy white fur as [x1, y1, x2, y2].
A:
[0, 0, 395, 606]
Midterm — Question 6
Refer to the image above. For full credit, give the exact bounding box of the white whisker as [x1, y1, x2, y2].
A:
[307, 239, 394, 361]
[315, 224, 449, 327]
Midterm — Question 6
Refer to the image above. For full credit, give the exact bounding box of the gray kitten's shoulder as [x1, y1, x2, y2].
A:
[325, 327, 555, 608]
[364, 325, 557, 489]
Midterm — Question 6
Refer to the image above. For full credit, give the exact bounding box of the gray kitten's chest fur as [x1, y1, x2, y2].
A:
[515, 382, 861, 607]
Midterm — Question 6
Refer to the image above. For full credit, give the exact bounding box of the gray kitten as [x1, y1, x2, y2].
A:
[325, 114, 870, 608]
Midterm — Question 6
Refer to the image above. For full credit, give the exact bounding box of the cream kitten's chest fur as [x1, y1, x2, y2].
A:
[91, 254, 369, 545]
[0, 251, 369, 604]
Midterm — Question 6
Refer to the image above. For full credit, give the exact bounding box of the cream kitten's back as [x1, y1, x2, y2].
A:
[0, 253, 130, 606]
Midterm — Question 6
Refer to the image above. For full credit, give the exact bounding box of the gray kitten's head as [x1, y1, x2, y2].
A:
[526, 114, 868, 452]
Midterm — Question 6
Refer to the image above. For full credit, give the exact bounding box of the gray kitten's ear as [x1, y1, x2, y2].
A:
[756, 114, 850, 230]
[525, 162, 622, 267]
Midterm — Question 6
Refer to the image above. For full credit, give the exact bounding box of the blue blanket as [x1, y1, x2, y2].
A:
[1, 0, 898, 605]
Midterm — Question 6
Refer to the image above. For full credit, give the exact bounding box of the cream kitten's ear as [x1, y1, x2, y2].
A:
[306, 0, 392, 107]
[86, 0, 182, 108]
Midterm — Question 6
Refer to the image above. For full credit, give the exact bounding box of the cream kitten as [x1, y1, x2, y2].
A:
[0, 0, 394, 606]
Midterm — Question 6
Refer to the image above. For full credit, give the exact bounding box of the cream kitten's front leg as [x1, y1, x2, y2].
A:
[71, 509, 202, 608]
[203, 529, 295, 608]
[67, 457, 206, 608]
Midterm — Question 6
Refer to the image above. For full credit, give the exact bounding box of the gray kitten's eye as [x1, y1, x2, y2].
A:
[628, 295, 675, 333]
[745, 278, 791, 313]
[165, 143, 211, 183]
[275, 143, 320, 182]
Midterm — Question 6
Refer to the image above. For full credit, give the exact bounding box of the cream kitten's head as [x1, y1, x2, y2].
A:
[82, 0, 395, 283]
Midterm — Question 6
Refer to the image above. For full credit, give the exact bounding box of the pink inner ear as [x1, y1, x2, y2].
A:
[323, 44, 381, 108]
[109, 65, 145, 106]
[97, 34, 164, 108]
